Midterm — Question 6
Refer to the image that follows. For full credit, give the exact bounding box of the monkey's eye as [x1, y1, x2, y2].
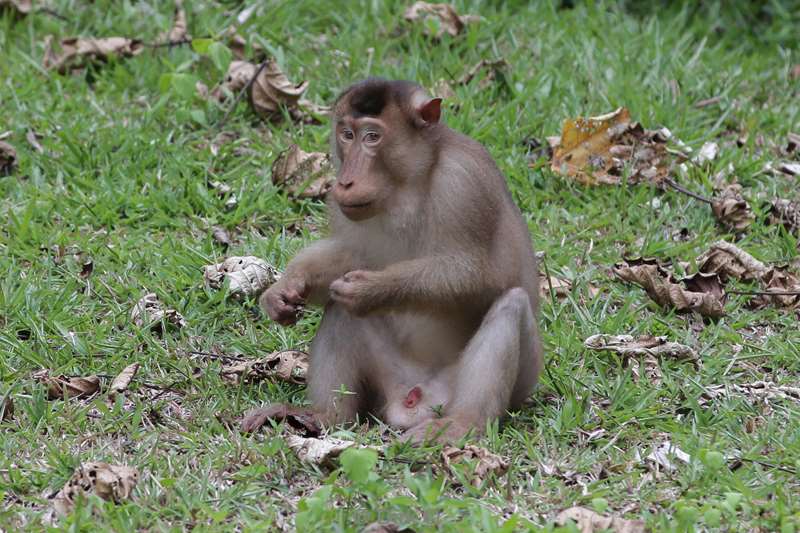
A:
[340, 129, 355, 142]
[363, 131, 381, 145]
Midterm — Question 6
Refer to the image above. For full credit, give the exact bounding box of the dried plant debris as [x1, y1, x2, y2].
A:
[441, 445, 509, 487]
[767, 199, 800, 235]
[457, 58, 509, 87]
[697, 241, 767, 282]
[271, 145, 335, 199]
[692, 141, 719, 165]
[539, 274, 572, 299]
[130, 293, 186, 331]
[0, 0, 32, 16]
[362, 523, 415, 533]
[777, 162, 800, 176]
[53, 462, 139, 516]
[110, 363, 140, 394]
[711, 183, 754, 232]
[750, 267, 800, 310]
[584, 334, 697, 361]
[161, 0, 189, 44]
[221, 350, 308, 385]
[613, 258, 725, 318]
[702, 381, 800, 406]
[211, 226, 233, 247]
[403, 2, 481, 38]
[215, 60, 309, 121]
[286, 434, 357, 467]
[43, 36, 144, 73]
[34, 371, 100, 400]
[0, 141, 17, 175]
[550, 108, 670, 186]
[240, 403, 320, 436]
[555, 506, 646, 533]
[645, 440, 691, 472]
[1, 396, 13, 422]
[203, 256, 278, 297]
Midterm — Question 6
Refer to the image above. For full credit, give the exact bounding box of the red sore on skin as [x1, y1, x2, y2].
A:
[403, 386, 422, 408]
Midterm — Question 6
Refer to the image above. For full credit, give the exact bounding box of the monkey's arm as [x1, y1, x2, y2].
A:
[330, 254, 496, 314]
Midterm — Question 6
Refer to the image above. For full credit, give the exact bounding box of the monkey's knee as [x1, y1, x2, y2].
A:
[486, 287, 532, 322]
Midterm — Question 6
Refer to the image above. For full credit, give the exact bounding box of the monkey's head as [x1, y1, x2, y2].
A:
[331, 79, 442, 222]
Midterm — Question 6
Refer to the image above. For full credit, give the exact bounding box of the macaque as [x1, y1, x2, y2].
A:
[246, 78, 543, 443]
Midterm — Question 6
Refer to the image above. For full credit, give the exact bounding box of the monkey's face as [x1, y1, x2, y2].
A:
[332, 116, 393, 221]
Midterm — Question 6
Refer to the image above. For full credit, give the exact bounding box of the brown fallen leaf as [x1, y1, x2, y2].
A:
[0, 0, 31, 16]
[550, 108, 671, 186]
[35, 371, 100, 400]
[711, 183, 754, 232]
[612, 258, 725, 318]
[130, 293, 186, 331]
[162, 0, 189, 44]
[43, 36, 144, 74]
[203, 256, 279, 298]
[1, 396, 13, 422]
[697, 240, 767, 282]
[211, 226, 232, 247]
[240, 403, 320, 436]
[702, 380, 800, 406]
[403, 2, 481, 38]
[442, 445, 509, 487]
[0, 140, 17, 175]
[457, 58, 509, 88]
[271, 145, 335, 200]
[778, 162, 800, 176]
[584, 334, 697, 361]
[53, 462, 139, 516]
[555, 506, 645, 533]
[215, 60, 309, 121]
[767, 199, 800, 235]
[539, 273, 572, 299]
[110, 363, 140, 394]
[221, 350, 309, 385]
[362, 523, 415, 533]
[749, 267, 800, 310]
[286, 434, 357, 467]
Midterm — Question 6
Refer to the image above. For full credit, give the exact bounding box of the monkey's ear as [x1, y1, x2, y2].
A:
[417, 98, 442, 125]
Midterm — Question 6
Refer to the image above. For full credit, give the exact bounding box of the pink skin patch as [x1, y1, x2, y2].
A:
[403, 386, 422, 409]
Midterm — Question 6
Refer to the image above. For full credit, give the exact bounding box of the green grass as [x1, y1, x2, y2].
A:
[2, 0, 799, 531]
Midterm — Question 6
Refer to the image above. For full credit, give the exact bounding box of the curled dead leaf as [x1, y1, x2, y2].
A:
[110, 363, 140, 394]
[221, 350, 308, 386]
[697, 241, 767, 282]
[539, 273, 572, 299]
[163, 0, 189, 43]
[612, 258, 725, 318]
[0, 141, 17, 175]
[457, 58, 509, 88]
[749, 267, 800, 310]
[555, 506, 645, 533]
[35, 371, 100, 400]
[211, 226, 232, 247]
[1, 396, 13, 422]
[778, 162, 800, 176]
[43, 36, 144, 74]
[0, 0, 31, 16]
[203, 256, 278, 297]
[441, 445, 509, 487]
[711, 183, 754, 232]
[767, 199, 800, 235]
[130, 293, 186, 331]
[215, 60, 309, 121]
[403, 2, 481, 38]
[692, 141, 719, 165]
[286, 434, 357, 466]
[240, 403, 320, 436]
[271, 145, 335, 199]
[584, 334, 697, 361]
[550, 108, 670, 185]
[53, 462, 139, 516]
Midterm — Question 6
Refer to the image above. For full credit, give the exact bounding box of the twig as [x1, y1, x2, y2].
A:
[728, 290, 800, 296]
[36, 7, 68, 21]
[145, 37, 193, 49]
[737, 457, 797, 475]
[664, 177, 713, 205]
[186, 350, 247, 362]
[216, 59, 269, 130]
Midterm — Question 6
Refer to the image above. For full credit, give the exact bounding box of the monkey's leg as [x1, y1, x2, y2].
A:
[403, 287, 535, 443]
[307, 304, 369, 426]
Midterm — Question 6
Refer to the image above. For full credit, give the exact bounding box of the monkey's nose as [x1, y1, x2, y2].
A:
[337, 179, 354, 190]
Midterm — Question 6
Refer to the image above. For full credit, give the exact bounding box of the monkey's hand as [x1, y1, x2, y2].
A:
[259, 278, 307, 326]
[329, 270, 381, 315]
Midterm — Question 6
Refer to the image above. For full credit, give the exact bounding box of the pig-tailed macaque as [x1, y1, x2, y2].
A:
[246, 78, 543, 443]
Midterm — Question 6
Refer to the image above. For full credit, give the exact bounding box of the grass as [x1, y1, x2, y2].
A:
[1, 0, 799, 531]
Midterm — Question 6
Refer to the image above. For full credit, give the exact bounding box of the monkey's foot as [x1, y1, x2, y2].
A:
[401, 417, 473, 445]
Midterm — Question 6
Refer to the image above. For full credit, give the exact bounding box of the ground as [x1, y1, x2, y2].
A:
[1, 1, 799, 531]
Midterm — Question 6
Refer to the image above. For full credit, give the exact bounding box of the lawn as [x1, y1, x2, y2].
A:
[1, 0, 800, 531]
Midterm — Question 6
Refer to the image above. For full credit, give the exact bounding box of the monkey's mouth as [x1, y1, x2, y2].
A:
[339, 201, 375, 221]
[340, 201, 372, 209]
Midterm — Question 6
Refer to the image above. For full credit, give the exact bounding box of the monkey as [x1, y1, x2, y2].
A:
[245, 78, 543, 443]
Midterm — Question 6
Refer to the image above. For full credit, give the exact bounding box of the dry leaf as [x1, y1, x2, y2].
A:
[53, 462, 138, 515]
[130, 293, 186, 331]
[584, 334, 697, 361]
[271, 145, 335, 199]
[702, 381, 800, 406]
[1, 396, 13, 422]
[697, 240, 767, 282]
[786, 132, 800, 154]
[35, 371, 100, 400]
[403, 2, 480, 38]
[539, 274, 572, 299]
[613, 258, 725, 318]
[203, 256, 278, 297]
[362, 523, 415, 533]
[110, 363, 140, 394]
[43, 36, 144, 74]
[215, 60, 309, 121]
[221, 350, 308, 385]
[163, 0, 189, 43]
[767, 199, 800, 235]
[26, 130, 44, 153]
[457, 58, 509, 88]
[0, 141, 17, 175]
[0, 0, 31, 15]
[441, 445, 509, 486]
[645, 440, 691, 472]
[286, 434, 356, 466]
[550, 108, 670, 185]
[211, 226, 232, 247]
[555, 506, 646, 533]
[778, 162, 800, 176]
[692, 141, 719, 165]
[711, 183, 754, 232]
[749, 267, 800, 309]
[240, 403, 320, 436]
